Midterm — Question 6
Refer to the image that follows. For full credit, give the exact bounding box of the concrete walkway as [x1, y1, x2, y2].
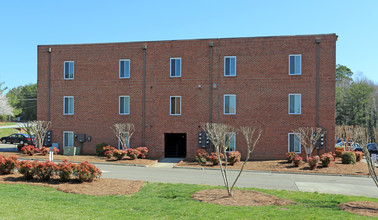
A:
[97, 163, 378, 198]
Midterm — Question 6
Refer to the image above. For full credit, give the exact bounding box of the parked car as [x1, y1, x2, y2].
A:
[0, 133, 33, 145]
[354, 146, 363, 152]
[335, 141, 360, 150]
[367, 143, 378, 155]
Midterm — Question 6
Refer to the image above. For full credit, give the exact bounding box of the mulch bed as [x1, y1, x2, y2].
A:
[177, 158, 373, 176]
[339, 201, 378, 217]
[0, 152, 158, 166]
[0, 173, 144, 196]
[192, 189, 296, 206]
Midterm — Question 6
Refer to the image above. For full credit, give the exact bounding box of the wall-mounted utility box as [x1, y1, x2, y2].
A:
[77, 134, 86, 143]
[198, 131, 210, 148]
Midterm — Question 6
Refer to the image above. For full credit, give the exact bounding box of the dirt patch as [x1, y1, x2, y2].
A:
[178, 158, 372, 176]
[192, 189, 295, 206]
[0, 152, 157, 167]
[339, 201, 378, 217]
[0, 173, 144, 196]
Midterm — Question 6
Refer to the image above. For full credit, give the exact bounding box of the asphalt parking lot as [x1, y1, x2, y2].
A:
[0, 143, 18, 152]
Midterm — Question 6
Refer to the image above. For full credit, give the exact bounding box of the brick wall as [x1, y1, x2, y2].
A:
[37, 34, 337, 159]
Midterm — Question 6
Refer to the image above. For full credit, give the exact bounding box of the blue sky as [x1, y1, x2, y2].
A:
[0, 0, 377, 92]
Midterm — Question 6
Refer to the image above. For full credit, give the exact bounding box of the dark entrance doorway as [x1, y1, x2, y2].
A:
[164, 133, 186, 157]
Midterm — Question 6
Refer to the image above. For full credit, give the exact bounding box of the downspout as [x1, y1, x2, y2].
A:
[315, 38, 321, 127]
[315, 38, 326, 153]
[209, 42, 213, 153]
[47, 47, 52, 121]
[142, 45, 147, 146]
[209, 42, 213, 124]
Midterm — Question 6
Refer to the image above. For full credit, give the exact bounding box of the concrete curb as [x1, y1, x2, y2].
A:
[17, 157, 155, 168]
[172, 165, 371, 178]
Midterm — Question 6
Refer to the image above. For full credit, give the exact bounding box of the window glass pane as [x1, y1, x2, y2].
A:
[230, 58, 236, 76]
[171, 59, 175, 76]
[294, 135, 300, 152]
[229, 96, 235, 113]
[289, 134, 294, 152]
[69, 62, 74, 78]
[295, 95, 301, 113]
[120, 97, 125, 113]
[120, 61, 125, 77]
[124, 97, 130, 114]
[225, 96, 230, 113]
[65, 62, 69, 78]
[171, 97, 175, 114]
[176, 59, 181, 76]
[289, 56, 295, 74]
[225, 58, 230, 75]
[64, 98, 69, 114]
[295, 56, 301, 74]
[68, 133, 73, 146]
[176, 97, 181, 114]
[289, 95, 295, 113]
[69, 98, 73, 113]
[125, 60, 130, 77]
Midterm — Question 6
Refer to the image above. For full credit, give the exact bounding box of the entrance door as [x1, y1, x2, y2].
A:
[164, 133, 186, 157]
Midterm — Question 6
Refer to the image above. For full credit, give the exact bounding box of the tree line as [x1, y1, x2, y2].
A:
[0, 82, 37, 122]
[336, 64, 378, 142]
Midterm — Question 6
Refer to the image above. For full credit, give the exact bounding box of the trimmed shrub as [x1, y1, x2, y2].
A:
[56, 160, 76, 182]
[308, 156, 320, 170]
[18, 160, 38, 180]
[285, 152, 297, 163]
[195, 149, 209, 165]
[207, 152, 225, 165]
[136, 147, 149, 159]
[104, 150, 113, 159]
[52, 147, 60, 155]
[126, 148, 139, 160]
[35, 161, 56, 181]
[0, 155, 19, 174]
[21, 145, 39, 156]
[95, 143, 109, 156]
[335, 147, 344, 158]
[353, 151, 364, 162]
[76, 161, 102, 182]
[320, 152, 333, 167]
[227, 151, 241, 165]
[293, 155, 303, 167]
[342, 151, 356, 164]
[113, 150, 127, 160]
[40, 146, 50, 155]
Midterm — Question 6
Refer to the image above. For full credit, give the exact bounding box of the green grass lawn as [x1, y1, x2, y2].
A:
[0, 122, 17, 126]
[0, 182, 376, 219]
[0, 128, 19, 138]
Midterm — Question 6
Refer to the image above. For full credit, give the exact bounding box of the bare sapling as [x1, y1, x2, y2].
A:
[293, 127, 324, 161]
[230, 126, 262, 190]
[335, 125, 355, 151]
[30, 121, 51, 149]
[20, 121, 36, 138]
[203, 123, 262, 197]
[356, 126, 378, 187]
[112, 123, 134, 150]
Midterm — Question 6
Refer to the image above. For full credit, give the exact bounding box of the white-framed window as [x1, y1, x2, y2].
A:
[64, 61, 74, 79]
[119, 59, 130, 78]
[224, 94, 236, 115]
[117, 132, 129, 150]
[226, 132, 236, 151]
[119, 96, 130, 115]
[170, 58, 181, 77]
[289, 54, 301, 75]
[224, 56, 236, 76]
[289, 94, 301, 114]
[63, 96, 74, 115]
[170, 96, 181, 115]
[63, 131, 74, 147]
[288, 133, 301, 153]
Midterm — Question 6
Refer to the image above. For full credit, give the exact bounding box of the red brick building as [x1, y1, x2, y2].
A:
[37, 34, 337, 159]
